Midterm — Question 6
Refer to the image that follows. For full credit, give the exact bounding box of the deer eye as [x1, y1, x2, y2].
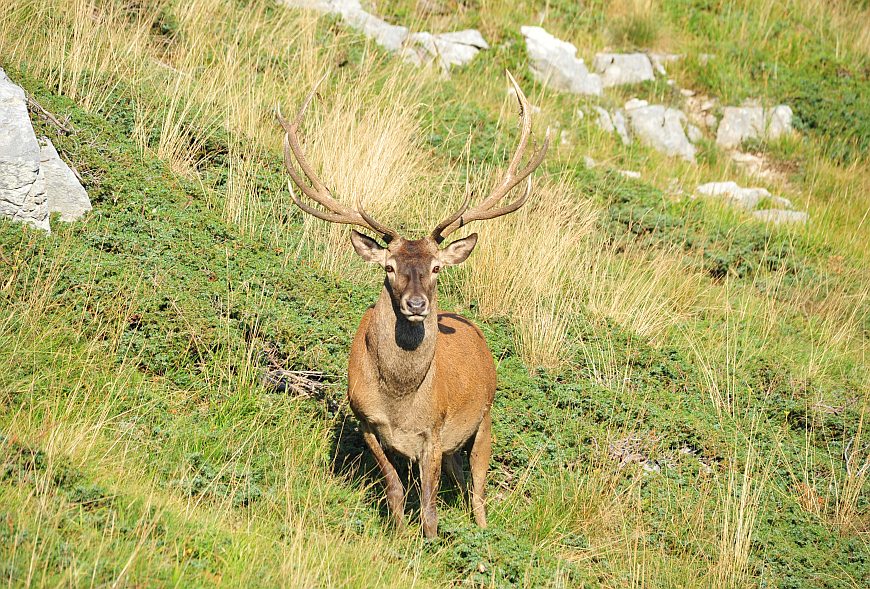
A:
[385, 265, 394, 273]
[432, 266, 441, 274]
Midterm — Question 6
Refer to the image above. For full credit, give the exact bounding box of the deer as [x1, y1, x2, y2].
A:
[278, 71, 549, 538]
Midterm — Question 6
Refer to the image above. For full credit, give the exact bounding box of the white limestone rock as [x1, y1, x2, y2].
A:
[0, 67, 50, 231]
[520, 26, 602, 96]
[696, 181, 797, 213]
[624, 98, 649, 110]
[592, 53, 655, 87]
[405, 29, 488, 70]
[649, 52, 682, 76]
[612, 110, 631, 145]
[40, 138, 91, 222]
[696, 181, 768, 210]
[766, 105, 794, 140]
[752, 209, 808, 224]
[626, 105, 696, 162]
[281, 1, 487, 70]
[592, 106, 613, 133]
[716, 104, 795, 149]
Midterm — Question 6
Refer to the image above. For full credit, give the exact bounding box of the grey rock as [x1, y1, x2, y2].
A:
[626, 105, 696, 161]
[281, 1, 487, 69]
[715, 106, 765, 149]
[592, 53, 655, 87]
[752, 209, 808, 224]
[339, 3, 409, 51]
[40, 138, 91, 222]
[716, 104, 795, 149]
[704, 113, 718, 129]
[592, 106, 613, 133]
[767, 105, 793, 140]
[520, 26, 602, 96]
[405, 29, 488, 70]
[612, 110, 631, 145]
[0, 67, 50, 231]
[649, 52, 682, 75]
[687, 124, 703, 143]
[696, 181, 768, 209]
[624, 98, 648, 110]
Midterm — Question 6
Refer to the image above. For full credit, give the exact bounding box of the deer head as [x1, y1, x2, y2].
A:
[277, 71, 549, 322]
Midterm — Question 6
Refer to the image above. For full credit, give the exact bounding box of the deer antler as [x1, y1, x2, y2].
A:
[279, 74, 399, 243]
[431, 71, 550, 244]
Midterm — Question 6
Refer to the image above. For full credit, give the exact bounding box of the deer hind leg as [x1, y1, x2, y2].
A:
[443, 453, 468, 500]
[420, 438, 443, 538]
[362, 428, 406, 530]
[469, 410, 492, 528]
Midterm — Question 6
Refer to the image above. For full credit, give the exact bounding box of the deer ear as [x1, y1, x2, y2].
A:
[439, 233, 478, 266]
[350, 230, 385, 264]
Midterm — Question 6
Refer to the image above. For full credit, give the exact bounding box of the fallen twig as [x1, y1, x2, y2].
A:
[26, 94, 74, 134]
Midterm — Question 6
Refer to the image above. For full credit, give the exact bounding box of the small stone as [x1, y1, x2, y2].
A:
[624, 98, 648, 110]
[583, 155, 597, 168]
[680, 88, 696, 97]
[687, 124, 703, 143]
[704, 113, 718, 129]
[620, 170, 641, 179]
[612, 110, 631, 145]
[592, 106, 613, 133]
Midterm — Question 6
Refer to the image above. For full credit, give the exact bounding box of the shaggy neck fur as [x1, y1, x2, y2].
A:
[366, 281, 438, 396]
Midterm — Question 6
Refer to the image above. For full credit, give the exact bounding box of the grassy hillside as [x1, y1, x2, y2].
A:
[1, 0, 867, 587]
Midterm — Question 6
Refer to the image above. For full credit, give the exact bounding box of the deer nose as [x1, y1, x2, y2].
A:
[406, 296, 428, 314]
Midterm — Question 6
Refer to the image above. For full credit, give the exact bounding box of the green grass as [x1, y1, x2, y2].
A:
[1, 0, 869, 587]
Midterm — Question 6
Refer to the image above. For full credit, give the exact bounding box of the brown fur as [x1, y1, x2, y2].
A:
[347, 235, 496, 537]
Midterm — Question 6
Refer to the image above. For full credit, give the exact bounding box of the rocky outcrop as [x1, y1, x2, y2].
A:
[520, 26, 602, 96]
[0, 68, 91, 232]
[280, 0, 488, 71]
[592, 53, 655, 88]
[716, 104, 794, 149]
[1, 68, 49, 231]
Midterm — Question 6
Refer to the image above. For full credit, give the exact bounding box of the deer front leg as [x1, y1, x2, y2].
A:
[469, 410, 492, 528]
[362, 427, 406, 531]
[419, 437, 443, 538]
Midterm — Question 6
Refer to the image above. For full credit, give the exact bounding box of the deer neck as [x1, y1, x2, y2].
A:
[366, 283, 438, 396]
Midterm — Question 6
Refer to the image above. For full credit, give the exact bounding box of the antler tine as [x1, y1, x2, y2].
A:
[430, 192, 470, 244]
[358, 201, 400, 242]
[280, 74, 399, 242]
[432, 70, 549, 242]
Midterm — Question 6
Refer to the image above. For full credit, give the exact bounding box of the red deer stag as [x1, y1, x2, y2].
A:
[278, 71, 548, 538]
